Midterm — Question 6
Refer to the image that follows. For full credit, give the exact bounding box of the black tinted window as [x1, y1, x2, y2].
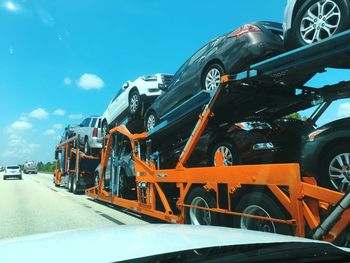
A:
[7, 166, 19, 169]
[91, 118, 97, 127]
[84, 118, 91, 127]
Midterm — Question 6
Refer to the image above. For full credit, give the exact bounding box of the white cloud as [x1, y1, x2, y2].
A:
[2, 136, 40, 159]
[77, 73, 104, 90]
[337, 103, 350, 118]
[69, 113, 83, 120]
[53, 123, 63, 129]
[64, 77, 72, 85]
[7, 120, 33, 133]
[53, 108, 65, 116]
[44, 129, 56, 136]
[28, 108, 49, 120]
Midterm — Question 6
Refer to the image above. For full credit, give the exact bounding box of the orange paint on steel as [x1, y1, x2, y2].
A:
[323, 209, 350, 243]
[84, 79, 348, 242]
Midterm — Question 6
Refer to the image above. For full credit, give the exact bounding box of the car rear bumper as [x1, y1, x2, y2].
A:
[4, 173, 22, 177]
[89, 137, 102, 149]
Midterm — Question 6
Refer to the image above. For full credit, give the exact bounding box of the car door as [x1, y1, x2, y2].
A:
[79, 118, 91, 143]
[156, 44, 210, 118]
[109, 88, 128, 123]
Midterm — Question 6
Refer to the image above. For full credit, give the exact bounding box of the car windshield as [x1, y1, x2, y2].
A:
[1, 0, 350, 261]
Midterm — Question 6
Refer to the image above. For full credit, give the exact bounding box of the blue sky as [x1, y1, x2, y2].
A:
[0, 0, 349, 166]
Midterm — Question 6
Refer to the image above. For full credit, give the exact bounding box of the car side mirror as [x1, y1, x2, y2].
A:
[158, 83, 168, 91]
[55, 151, 59, 160]
[122, 82, 129, 90]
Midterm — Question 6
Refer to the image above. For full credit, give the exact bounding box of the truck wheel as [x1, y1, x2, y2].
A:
[185, 186, 217, 225]
[84, 137, 90, 155]
[67, 174, 73, 192]
[129, 90, 141, 116]
[72, 174, 80, 194]
[321, 144, 350, 192]
[210, 141, 240, 166]
[287, 0, 350, 50]
[233, 191, 293, 235]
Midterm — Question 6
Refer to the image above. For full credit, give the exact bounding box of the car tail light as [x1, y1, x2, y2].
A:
[92, 128, 98, 137]
[228, 24, 261, 38]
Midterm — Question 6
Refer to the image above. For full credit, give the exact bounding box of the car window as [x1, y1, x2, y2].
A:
[188, 44, 209, 65]
[90, 118, 97, 127]
[112, 89, 123, 102]
[83, 118, 91, 127]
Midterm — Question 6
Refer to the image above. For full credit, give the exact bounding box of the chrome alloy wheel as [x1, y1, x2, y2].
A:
[189, 196, 211, 225]
[147, 114, 156, 131]
[329, 152, 350, 192]
[129, 94, 139, 113]
[240, 205, 276, 233]
[300, 0, 341, 44]
[205, 68, 221, 92]
[214, 146, 233, 166]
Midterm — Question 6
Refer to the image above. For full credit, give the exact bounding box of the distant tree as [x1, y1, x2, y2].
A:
[37, 161, 55, 173]
[285, 112, 308, 121]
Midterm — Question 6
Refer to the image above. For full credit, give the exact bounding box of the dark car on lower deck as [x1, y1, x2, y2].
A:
[301, 117, 350, 192]
[157, 118, 314, 169]
[144, 21, 286, 132]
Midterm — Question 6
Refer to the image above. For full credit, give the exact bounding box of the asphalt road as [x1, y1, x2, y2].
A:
[0, 172, 148, 240]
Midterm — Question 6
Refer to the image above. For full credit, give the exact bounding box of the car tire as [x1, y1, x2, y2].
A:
[84, 137, 90, 155]
[210, 141, 240, 166]
[320, 144, 350, 192]
[3, 176, 6, 180]
[145, 111, 158, 132]
[202, 63, 225, 92]
[286, 0, 350, 50]
[184, 186, 217, 225]
[129, 90, 141, 116]
[233, 191, 293, 235]
[101, 120, 109, 146]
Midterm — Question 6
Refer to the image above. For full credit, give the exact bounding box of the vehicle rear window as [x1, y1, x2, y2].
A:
[7, 166, 19, 169]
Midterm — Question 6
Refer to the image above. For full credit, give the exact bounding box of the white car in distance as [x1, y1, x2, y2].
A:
[101, 73, 173, 135]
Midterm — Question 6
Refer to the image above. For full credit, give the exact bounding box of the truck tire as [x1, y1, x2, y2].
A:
[233, 191, 293, 235]
[72, 174, 80, 194]
[184, 186, 217, 225]
[67, 174, 73, 192]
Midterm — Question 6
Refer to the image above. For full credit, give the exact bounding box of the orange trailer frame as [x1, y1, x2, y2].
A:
[54, 136, 100, 191]
[86, 78, 349, 244]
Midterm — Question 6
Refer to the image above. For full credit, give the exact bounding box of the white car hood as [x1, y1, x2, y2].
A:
[0, 224, 348, 262]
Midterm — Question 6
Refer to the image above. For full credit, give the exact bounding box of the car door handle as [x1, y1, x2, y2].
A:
[199, 56, 206, 63]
